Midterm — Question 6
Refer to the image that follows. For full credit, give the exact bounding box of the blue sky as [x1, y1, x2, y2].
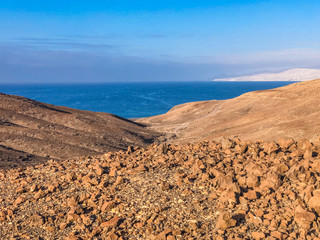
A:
[1, 0, 320, 83]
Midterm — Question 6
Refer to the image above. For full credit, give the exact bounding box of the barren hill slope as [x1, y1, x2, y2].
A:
[138, 79, 320, 143]
[0, 93, 159, 168]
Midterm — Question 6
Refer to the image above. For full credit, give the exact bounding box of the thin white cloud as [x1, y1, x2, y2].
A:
[5, 38, 117, 52]
[1, 43, 320, 84]
[212, 48, 320, 65]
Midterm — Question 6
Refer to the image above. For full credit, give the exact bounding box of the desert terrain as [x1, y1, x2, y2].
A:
[138, 79, 320, 143]
[1, 80, 320, 239]
[0, 93, 159, 168]
[1, 139, 320, 239]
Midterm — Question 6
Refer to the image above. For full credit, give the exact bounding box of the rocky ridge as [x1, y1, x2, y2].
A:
[1, 138, 320, 239]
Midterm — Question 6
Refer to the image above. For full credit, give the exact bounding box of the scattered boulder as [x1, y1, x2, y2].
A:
[294, 205, 315, 229]
[216, 212, 237, 230]
[308, 190, 320, 214]
[0, 138, 320, 239]
[100, 216, 120, 228]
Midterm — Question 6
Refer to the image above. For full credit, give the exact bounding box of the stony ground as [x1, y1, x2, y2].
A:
[1, 138, 320, 239]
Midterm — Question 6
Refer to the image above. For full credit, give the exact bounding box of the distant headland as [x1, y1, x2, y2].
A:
[213, 68, 320, 82]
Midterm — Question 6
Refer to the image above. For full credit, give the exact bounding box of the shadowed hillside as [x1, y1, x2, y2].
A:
[0, 93, 160, 168]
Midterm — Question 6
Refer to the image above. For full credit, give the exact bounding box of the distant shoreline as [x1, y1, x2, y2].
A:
[213, 68, 320, 82]
[0, 81, 293, 119]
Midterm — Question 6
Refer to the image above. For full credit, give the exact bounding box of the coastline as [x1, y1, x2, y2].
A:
[0, 81, 294, 119]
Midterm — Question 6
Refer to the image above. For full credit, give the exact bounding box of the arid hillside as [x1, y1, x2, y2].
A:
[3, 80, 320, 239]
[0, 93, 159, 168]
[138, 79, 320, 143]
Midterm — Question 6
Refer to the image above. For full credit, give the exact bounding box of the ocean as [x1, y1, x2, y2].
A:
[0, 81, 295, 118]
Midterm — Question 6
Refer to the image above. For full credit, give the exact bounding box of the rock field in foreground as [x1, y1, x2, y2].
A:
[1, 138, 320, 239]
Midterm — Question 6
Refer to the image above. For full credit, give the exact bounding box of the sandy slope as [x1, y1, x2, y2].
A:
[0, 93, 159, 168]
[138, 79, 320, 143]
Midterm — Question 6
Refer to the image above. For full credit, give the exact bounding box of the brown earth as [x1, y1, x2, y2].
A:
[1, 138, 320, 239]
[138, 79, 320, 143]
[3, 79, 320, 239]
[0, 93, 160, 168]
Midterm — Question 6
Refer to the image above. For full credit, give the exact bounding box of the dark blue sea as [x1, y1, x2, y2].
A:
[0, 82, 295, 118]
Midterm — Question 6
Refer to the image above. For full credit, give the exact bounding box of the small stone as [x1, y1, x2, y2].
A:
[60, 222, 68, 230]
[95, 165, 104, 176]
[216, 212, 236, 230]
[0, 210, 6, 221]
[157, 156, 167, 164]
[14, 196, 25, 205]
[108, 232, 119, 240]
[80, 214, 92, 225]
[243, 190, 257, 200]
[30, 214, 45, 227]
[64, 235, 79, 240]
[109, 169, 117, 177]
[47, 185, 57, 193]
[100, 216, 120, 228]
[217, 174, 234, 189]
[260, 172, 281, 191]
[101, 201, 115, 212]
[82, 175, 92, 186]
[30, 184, 38, 192]
[166, 236, 175, 240]
[16, 186, 24, 194]
[209, 191, 219, 201]
[91, 226, 102, 236]
[7, 209, 13, 216]
[67, 213, 80, 222]
[175, 169, 186, 178]
[65, 172, 76, 182]
[182, 189, 192, 196]
[46, 226, 55, 232]
[67, 196, 78, 207]
[221, 138, 235, 149]
[251, 231, 265, 240]
[294, 205, 315, 229]
[278, 138, 294, 149]
[255, 209, 264, 217]
[135, 164, 147, 172]
[161, 181, 170, 191]
[277, 163, 289, 173]
[270, 231, 283, 239]
[308, 190, 320, 214]
[115, 176, 124, 185]
[190, 222, 198, 230]
[172, 229, 182, 236]
[34, 189, 46, 200]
